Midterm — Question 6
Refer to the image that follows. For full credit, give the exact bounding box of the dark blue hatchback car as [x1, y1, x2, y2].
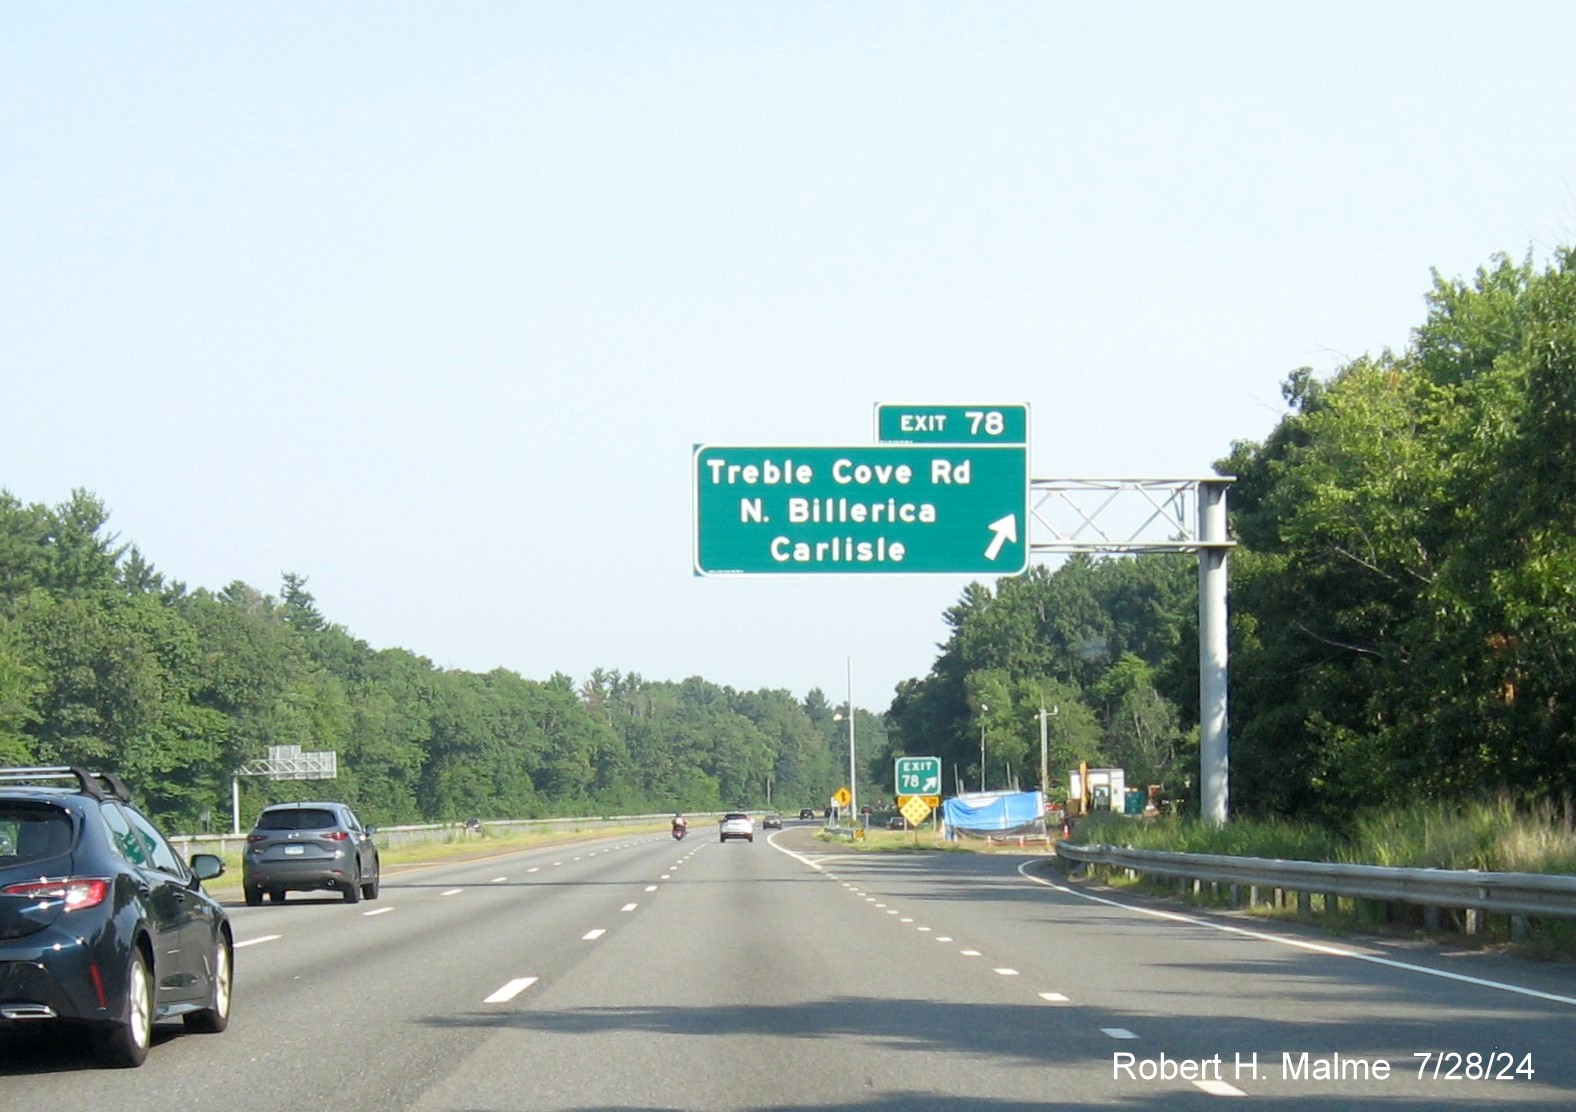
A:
[0, 767, 233, 1067]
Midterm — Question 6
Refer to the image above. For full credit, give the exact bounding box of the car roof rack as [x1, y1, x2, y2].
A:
[0, 765, 133, 803]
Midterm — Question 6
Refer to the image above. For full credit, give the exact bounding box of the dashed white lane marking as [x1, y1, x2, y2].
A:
[583, 929, 607, 941]
[917, 926, 932, 933]
[960, 950, 982, 957]
[1017, 862, 1576, 1009]
[935, 936, 954, 943]
[994, 968, 1019, 976]
[484, 977, 538, 1004]
[490, 876, 507, 883]
[645, 885, 658, 892]
[441, 888, 463, 896]
[528, 867, 540, 873]
[1194, 1079, 1247, 1097]
[1038, 992, 1069, 1003]
[1102, 1028, 1139, 1040]
[621, 903, 638, 912]
[235, 935, 280, 948]
[900, 917, 914, 923]
[660, 873, 672, 880]
[364, 907, 394, 917]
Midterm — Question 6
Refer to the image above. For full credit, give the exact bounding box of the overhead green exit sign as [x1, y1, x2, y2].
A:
[693, 444, 1028, 576]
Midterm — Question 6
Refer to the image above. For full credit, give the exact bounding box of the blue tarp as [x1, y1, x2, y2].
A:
[940, 790, 1045, 834]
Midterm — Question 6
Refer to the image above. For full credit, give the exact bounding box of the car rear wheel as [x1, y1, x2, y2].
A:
[268, 890, 286, 902]
[361, 869, 379, 901]
[184, 937, 232, 1033]
[243, 884, 262, 907]
[343, 871, 362, 903]
[97, 947, 153, 1068]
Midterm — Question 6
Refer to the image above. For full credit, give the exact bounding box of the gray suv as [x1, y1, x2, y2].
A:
[242, 802, 380, 905]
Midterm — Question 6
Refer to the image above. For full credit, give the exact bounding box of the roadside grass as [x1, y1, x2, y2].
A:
[1067, 797, 1576, 874]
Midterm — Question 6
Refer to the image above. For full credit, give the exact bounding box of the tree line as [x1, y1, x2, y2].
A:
[0, 505, 876, 828]
[884, 249, 1576, 822]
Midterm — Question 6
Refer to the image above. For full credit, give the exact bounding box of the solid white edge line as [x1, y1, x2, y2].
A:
[1017, 861, 1576, 1008]
[484, 976, 539, 1004]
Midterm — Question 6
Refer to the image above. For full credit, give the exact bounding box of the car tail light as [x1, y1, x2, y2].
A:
[321, 830, 348, 841]
[3, 877, 111, 911]
[247, 833, 269, 843]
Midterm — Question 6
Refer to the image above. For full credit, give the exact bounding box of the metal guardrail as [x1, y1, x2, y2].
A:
[1056, 842, 1576, 921]
[170, 813, 689, 859]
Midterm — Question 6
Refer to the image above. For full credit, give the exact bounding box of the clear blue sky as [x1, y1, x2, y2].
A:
[4, 3, 1574, 709]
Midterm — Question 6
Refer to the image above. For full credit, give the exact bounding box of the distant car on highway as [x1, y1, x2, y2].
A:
[719, 812, 754, 843]
[762, 812, 782, 829]
[798, 808, 816, 821]
[0, 765, 233, 1067]
[242, 801, 380, 905]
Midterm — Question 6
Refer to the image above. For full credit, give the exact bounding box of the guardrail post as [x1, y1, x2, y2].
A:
[1511, 915, 1529, 943]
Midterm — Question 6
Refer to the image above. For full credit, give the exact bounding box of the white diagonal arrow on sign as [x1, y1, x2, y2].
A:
[984, 515, 1018, 561]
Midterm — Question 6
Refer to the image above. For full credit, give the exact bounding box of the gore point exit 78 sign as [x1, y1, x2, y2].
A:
[692, 444, 1028, 576]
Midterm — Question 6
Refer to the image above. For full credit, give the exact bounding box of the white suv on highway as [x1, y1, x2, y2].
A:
[719, 812, 754, 843]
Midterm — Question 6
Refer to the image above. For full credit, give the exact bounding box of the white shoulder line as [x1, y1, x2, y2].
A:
[1017, 862, 1576, 1008]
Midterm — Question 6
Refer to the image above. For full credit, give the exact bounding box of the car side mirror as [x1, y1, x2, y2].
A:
[190, 853, 226, 881]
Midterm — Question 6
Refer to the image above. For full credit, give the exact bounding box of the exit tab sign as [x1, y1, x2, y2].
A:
[693, 444, 1028, 576]
[876, 403, 1029, 445]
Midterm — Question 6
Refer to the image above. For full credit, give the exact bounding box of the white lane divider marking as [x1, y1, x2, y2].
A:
[621, 903, 638, 912]
[1102, 1028, 1139, 1040]
[528, 867, 540, 873]
[935, 936, 954, 943]
[364, 907, 394, 917]
[1038, 992, 1069, 1003]
[484, 977, 539, 1004]
[917, 926, 932, 933]
[994, 968, 1019, 976]
[645, 885, 658, 892]
[1194, 1079, 1247, 1097]
[583, 929, 606, 941]
[235, 935, 280, 948]
[441, 888, 464, 897]
[960, 950, 982, 957]
[491, 877, 508, 883]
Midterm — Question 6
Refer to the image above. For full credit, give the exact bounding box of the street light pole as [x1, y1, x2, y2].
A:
[979, 702, 988, 792]
[846, 657, 857, 821]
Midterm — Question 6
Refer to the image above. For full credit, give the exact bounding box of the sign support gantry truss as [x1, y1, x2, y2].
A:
[1025, 477, 1234, 825]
